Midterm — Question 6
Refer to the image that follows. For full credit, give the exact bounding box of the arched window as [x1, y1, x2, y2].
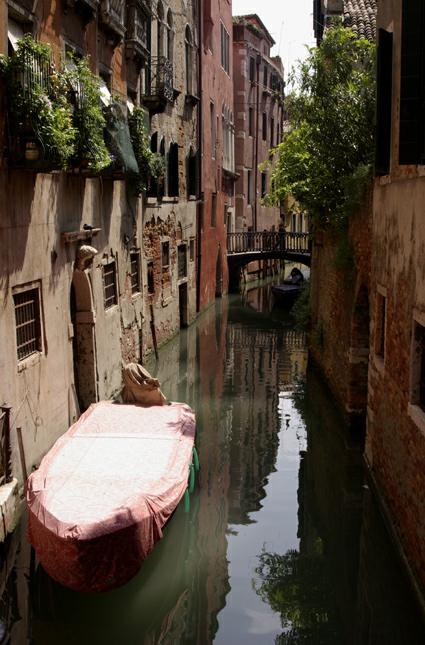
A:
[168, 141, 179, 197]
[166, 9, 174, 65]
[185, 25, 193, 95]
[157, 1, 164, 58]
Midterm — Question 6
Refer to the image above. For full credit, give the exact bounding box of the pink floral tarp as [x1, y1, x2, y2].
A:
[27, 401, 196, 592]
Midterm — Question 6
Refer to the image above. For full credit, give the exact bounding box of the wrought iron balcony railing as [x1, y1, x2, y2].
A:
[142, 57, 174, 113]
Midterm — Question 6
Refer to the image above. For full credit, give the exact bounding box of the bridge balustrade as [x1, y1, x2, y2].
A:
[227, 231, 309, 255]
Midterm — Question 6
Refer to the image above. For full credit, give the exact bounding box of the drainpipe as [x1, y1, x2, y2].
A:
[253, 52, 261, 232]
[196, 0, 203, 313]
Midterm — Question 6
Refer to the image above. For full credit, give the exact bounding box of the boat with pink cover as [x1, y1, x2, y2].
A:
[27, 400, 196, 593]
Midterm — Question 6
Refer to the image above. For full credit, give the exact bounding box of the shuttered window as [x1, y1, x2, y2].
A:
[399, 1, 425, 164]
[103, 261, 117, 309]
[376, 29, 393, 175]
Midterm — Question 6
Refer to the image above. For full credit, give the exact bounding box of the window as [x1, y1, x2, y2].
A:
[210, 102, 216, 158]
[249, 57, 256, 82]
[375, 28, 393, 174]
[187, 147, 198, 197]
[270, 117, 274, 148]
[399, 2, 425, 164]
[248, 107, 254, 137]
[411, 317, 425, 413]
[211, 192, 217, 227]
[262, 113, 267, 140]
[189, 238, 195, 262]
[103, 261, 118, 309]
[13, 285, 42, 362]
[221, 22, 230, 74]
[130, 250, 141, 295]
[147, 261, 155, 295]
[168, 142, 179, 197]
[185, 25, 193, 95]
[247, 170, 252, 205]
[261, 172, 267, 198]
[178, 244, 187, 279]
[375, 292, 386, 358]
[167, 10, 174, 65]
[264, 65, 268, 87]
[161, 241, 170, 269]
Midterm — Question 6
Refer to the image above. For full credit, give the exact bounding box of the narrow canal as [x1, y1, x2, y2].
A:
[2, 283, 425, 644]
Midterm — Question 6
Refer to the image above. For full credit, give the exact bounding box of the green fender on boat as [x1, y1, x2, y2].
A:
[192, 446, 200, 471]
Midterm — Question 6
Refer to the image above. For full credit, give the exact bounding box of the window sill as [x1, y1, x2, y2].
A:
[407, 403, 425, 438]
[17, 352, 42, 373]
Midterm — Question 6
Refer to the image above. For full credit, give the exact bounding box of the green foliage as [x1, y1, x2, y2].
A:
[128, 106, 165, 195]
[290, 283, 311, 330]
[64, 57, 111, 172]
[254, 546, 341, 643]
[1, 35, 76, 167]
[265, 24, 376, 227]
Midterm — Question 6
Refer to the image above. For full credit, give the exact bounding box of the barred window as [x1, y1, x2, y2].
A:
[103, 261, 118, 309]
[13, 286, 42, 362]
[130, 250, 141, 295]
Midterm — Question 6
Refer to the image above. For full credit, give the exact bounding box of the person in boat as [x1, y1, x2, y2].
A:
[284, 267, 304, 285]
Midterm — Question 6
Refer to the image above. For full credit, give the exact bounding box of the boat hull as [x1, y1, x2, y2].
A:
[27, 401, 196, 592]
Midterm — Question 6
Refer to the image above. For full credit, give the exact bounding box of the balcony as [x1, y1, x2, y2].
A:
[100, 0, 126, 43]
[125, 1, 150, 63]
[142, 57, 174, 114]
[64, 0, 99, 22]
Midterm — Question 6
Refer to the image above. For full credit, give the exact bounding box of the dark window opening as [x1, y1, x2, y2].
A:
[264, 65, 268, 87]
[178, 244, 187, 279]
[189, 238, 195, 261]
[187, 148, 198, 197]
[249, 107, 254, 137]
[261, 172, 267, 198]
[168, 142, 179, 197]
[147, 261, 155, 294]
[270, 117, 274, 148]
[14, 287, 42, 361]
[130, 250, 141, 294]
[249, 57, 255, 83]
[103, 261, 118, 309]
[221, 22, 230, 74]
[162, 241, 170, 269]
[247, 170, 252, 205]
[262, 113, 267, 140]
[211, 192, 217, 227]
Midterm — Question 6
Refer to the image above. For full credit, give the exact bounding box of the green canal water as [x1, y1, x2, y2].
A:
[2, 283, 425, 644]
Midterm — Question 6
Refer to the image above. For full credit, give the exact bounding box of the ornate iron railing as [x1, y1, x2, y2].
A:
[143, 56, 174, 104]
[227, 232, 310, 255]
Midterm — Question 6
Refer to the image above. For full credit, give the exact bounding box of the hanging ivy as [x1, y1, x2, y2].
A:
[128, 106, 165, 195]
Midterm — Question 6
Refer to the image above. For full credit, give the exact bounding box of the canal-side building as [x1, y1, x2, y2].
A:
[0, 0, 199, 532]
[198, 0, 236, 310]
[308, 0, 376, 429]
[142, 0, 199, 352]
[232, 14, 285, 282]
[368, 0, 425, 601]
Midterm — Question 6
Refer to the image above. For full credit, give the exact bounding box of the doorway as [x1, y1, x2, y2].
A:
[179, 282, 188, 328]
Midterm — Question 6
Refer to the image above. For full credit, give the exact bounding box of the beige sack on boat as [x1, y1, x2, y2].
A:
[122, 363, 166, 407]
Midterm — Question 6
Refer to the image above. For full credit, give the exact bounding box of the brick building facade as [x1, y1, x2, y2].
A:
[197, 0, 236, 311]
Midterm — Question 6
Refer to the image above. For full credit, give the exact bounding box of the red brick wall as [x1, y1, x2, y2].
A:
[309, 195, 372, 423]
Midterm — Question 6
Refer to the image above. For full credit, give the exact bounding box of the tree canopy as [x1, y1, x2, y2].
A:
[265, 24, 376, 228]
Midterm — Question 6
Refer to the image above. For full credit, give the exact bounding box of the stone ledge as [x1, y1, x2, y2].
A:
[0, 479, 21, 542]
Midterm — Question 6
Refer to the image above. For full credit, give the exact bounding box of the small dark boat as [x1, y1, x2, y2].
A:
[271, 283, 303, 306]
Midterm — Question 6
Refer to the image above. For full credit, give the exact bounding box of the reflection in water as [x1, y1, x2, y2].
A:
[0, 286, 424, 644]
